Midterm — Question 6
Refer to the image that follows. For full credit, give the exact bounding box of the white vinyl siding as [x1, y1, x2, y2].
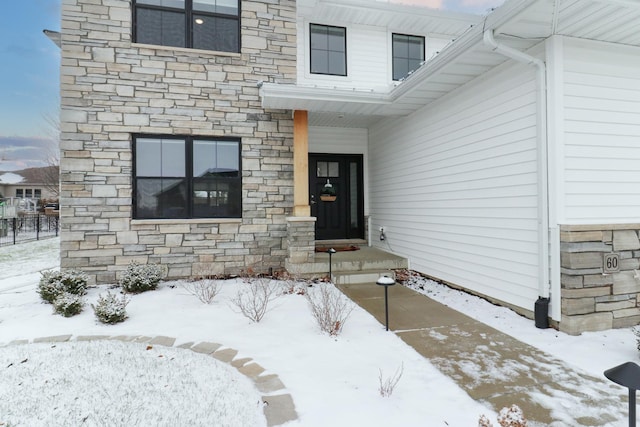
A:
[298, 18, 444, 89]
[426, 36, 451, 61]
[298, 20, 388, 89]
[309, 126, 368, 154]
[369, 61, 539, 311]
[562, 38, 640, 223]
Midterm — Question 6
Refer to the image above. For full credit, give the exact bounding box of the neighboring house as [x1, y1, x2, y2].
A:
[60, 0, 640, 334]
[0, 167, 59, 203]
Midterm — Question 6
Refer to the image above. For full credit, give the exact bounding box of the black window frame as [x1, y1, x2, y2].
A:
[132, 134, 242, 220]
[309, 23, 347, 77]
[392, 33, 425, 81]
[132, 0, 241, 53]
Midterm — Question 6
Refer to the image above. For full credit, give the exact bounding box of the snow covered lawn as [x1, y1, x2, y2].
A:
[1, 238, 638, 426]
[0, 340, 265, 426]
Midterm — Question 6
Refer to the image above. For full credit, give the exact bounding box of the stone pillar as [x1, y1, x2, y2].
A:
[285, 216, 316, 272]
[560, 225, 640, 334]
[293, 110, 310, 217]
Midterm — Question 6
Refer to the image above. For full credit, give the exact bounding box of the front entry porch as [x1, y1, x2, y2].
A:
[285, 220, 408, 283]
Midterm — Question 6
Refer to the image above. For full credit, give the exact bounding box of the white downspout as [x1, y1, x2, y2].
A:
[483, 29, 550, 301]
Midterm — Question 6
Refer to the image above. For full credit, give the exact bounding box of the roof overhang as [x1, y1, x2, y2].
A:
[261, 0, 640, 127]
[296, 0, 481, 36]
[43, 29, 61, 48]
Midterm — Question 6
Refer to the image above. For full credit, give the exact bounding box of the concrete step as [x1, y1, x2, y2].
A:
[332, 269, 397, 285]
[286, 246, 408, 279]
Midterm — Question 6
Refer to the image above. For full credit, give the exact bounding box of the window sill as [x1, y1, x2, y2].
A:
[131, 218, 242, 226]
[131, 42, 242, 58]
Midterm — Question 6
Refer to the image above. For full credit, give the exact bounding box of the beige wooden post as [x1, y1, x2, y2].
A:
[293, 110, 310, 217]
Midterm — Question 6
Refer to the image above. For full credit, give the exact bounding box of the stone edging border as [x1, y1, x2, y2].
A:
[4, 334, 298, 427]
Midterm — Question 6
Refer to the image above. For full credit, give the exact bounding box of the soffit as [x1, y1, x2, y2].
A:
[296, 0, 481, 36]
[264, 0, 640, 128]
[496, 0, 640, 46]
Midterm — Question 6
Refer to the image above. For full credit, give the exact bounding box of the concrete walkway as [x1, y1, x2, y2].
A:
[338, 282, 629, 426]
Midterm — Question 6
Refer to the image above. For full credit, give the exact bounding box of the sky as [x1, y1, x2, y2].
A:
[0, 0, 60, 171]
[0, 0, 503, 171]
[0, 1, 60, 138]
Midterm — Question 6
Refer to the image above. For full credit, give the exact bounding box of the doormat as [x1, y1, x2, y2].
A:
[315, 245, 360, 253]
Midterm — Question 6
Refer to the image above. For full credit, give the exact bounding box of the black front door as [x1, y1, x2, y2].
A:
[309, 154, 364, 241]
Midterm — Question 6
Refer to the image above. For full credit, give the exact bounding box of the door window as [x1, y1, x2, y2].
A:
[316, 161, 339, 178]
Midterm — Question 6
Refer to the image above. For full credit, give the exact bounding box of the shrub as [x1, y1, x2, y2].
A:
[183, 279, 220, 304]
[38, 270, 88, 303]
[231, 278, 280, 323]
[281, 280, 308, 296]
[52, 292, 84, 317]
[92, 291, 129, 324]
[479, 405, 528, 427]
[378, 363, 404, 397]
[119, 262, 163, 294]
[306, 283, 354, 336]
[633, 326, 640, 352]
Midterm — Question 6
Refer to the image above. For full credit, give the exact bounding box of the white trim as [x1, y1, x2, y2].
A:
[545, 35, 565, 322]
[261, 83, 392, 105]
[130, 43, 241, 58]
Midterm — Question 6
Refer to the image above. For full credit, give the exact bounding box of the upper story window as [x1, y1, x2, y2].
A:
[133, 135, 242, 219]
[392, 33, 425, 81]
[310, 24, 347, 76]
[133, 0, 240, 53]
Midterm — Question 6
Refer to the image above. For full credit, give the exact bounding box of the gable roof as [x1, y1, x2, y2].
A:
[0, 166, 59, 185]
[261, 0, 640, 127]
[0, 173, 24, 185]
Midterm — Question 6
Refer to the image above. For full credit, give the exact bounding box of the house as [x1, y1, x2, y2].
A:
[59, 0, 640, 334]
[0, 166, 59, 205]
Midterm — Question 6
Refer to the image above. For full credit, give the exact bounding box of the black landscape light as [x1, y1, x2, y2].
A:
[376, 275, 395, 331]
[604, 361, 640, 427]
[327, 247, 336, 282]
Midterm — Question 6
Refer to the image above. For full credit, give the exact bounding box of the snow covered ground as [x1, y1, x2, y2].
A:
[0, 238, 637, 426]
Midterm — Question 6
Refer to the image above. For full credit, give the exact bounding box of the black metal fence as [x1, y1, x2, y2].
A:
[0, 213, 59, 247]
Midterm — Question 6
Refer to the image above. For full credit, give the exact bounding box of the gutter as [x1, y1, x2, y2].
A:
[483, 30, 551, 320]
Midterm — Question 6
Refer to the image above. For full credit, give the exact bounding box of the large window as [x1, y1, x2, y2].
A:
[310, 24, 346, 76]
[392, 33, 425, 81]
[133, 0, 240, 53]
[133, 135, 241, 219]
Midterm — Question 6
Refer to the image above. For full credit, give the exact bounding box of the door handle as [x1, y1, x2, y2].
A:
[310, 194, 316, 205]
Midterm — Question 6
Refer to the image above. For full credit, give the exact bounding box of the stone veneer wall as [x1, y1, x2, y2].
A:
[60, 0, 297, 284]
[560, 224, 640, 335]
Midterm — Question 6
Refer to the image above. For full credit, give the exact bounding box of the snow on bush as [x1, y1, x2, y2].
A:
[306, 283, 354, 336]
[479, 405, 528, 427]
[231, 278, 280, 323]
[281, 280, 308, 296]
[119, 261, 163, 294]
[633, 326, 640, 352]
[92, 291, 129, 324]
[52, 292, 84, 317]
[37, 269, 88, 303]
